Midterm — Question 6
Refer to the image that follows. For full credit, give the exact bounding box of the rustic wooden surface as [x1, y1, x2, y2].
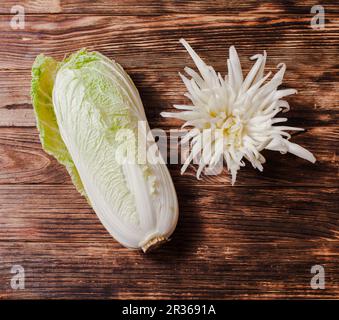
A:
[0, 0, 338, 299]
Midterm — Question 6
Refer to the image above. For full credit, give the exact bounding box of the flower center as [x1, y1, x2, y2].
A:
[209, 111, 244, 148]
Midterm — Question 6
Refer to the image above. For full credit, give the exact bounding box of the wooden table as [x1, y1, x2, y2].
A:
[0, 1, 338, 299]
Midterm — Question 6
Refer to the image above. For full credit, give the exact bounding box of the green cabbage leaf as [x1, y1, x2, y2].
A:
[31, 54, 86, 196]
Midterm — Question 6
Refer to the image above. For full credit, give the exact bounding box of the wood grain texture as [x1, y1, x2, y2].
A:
[0, 185, 338, 299]
[0, 0, 338, 299]
[0, 12, 338, 70]
[0, 184, 338, 243]
[1, 0, 337, 15]
[0, 127, 337, 187]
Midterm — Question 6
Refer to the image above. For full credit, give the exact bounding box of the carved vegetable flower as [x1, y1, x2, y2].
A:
[161, 39, 316, 184]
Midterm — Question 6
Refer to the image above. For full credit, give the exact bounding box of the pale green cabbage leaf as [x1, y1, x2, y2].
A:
[31, 54, 86, 196]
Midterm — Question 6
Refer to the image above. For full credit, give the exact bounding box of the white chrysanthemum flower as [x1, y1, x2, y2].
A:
[161, 39, 316, 184]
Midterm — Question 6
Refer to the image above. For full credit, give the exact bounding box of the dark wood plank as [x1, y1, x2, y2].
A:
[0, 0, 337, 15]
[0, 127, 337, 187]
[0, 66, 338, 128]
[0, 184, 337, 242]
[0, 13, 337, 70]
[0, 184, 338, 299]
[0, 240, 338, 299]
